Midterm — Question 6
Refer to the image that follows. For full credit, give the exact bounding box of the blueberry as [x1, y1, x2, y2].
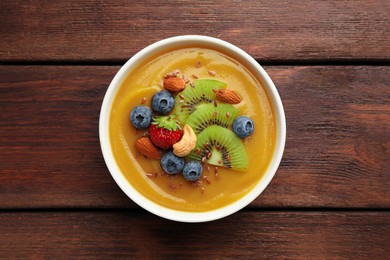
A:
[160, 151, 185, 174]
[130, 106, 152, 130]
[182, 161, 203, 181]
[232, 116, 254, 139]
[151, 90, 175, 115]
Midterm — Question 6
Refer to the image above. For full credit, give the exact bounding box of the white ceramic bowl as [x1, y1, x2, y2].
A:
[99, 35, 286, 222]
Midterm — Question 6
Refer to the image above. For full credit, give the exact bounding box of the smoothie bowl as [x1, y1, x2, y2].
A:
[99, 35, 286, 222]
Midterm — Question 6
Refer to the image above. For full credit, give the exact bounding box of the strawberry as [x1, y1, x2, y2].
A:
[149, 115, 183, 150]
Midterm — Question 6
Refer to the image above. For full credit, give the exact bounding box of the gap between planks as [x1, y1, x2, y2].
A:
[0, 207, 388, 214]
[1, 59, 390, 67]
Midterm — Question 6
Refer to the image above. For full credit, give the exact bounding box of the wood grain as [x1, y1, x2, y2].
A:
[0, 66, 388, 209]
[0, 211, 388, 258]
[0, 0, 389, 61]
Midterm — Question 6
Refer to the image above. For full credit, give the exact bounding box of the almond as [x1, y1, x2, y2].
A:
[215, 89, 241, 104]
[163, 77, 186, 92]
[135, 136, 161, 160]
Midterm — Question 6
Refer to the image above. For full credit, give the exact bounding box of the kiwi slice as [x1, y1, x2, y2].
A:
[185, 103, 240, 134]
[174, 79, 226, 123]
[187, 125, 248, 171]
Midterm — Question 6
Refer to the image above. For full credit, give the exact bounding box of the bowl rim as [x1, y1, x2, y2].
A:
[99, 35, 286, 222]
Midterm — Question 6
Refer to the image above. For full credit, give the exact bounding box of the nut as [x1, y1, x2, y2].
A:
[173, 125, 197, 157]
[135, 136, 161, 160]
[163, 77, 186, 92]
[215, 89, 241, 104]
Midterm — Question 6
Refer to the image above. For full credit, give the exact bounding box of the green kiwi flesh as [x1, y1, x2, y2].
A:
[185, 103, 240, 134]
[174, 79, 226, 123]
[187, 125, 248, 171]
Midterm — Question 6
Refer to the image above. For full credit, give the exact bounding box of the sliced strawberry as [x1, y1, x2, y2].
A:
[149, 115, 183, 150]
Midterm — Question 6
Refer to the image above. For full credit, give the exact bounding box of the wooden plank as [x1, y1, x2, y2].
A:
[0, 211, 388, 258]
[0, 66, 389, 208]
[265, 66, 390, 208]
[1, 0, 389, 61]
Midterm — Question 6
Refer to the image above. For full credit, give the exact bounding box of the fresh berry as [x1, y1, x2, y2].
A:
[160, 151, 185, 174]
[149, 115, 183, 149]
[130, 106, 152, 130]
[182, 161, 203, 181]
[151, 90, 175, 115]
[232, 116, 254, 139]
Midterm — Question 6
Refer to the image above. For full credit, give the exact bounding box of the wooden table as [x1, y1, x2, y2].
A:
[1, 1, 389, 258]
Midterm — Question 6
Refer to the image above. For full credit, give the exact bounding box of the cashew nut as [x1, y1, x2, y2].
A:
[173, 124, 197, 157]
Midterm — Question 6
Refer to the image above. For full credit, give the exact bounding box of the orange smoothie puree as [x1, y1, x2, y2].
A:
[109, 48, 276, 212]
